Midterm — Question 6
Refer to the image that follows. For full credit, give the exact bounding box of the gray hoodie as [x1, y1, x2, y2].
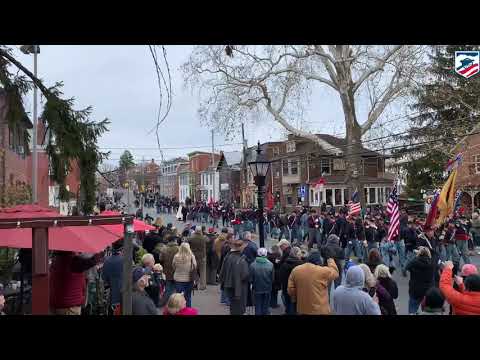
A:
[332, 266, 381, 315]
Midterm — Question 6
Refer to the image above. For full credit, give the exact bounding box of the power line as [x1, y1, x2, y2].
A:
[99, 142, 243, 150]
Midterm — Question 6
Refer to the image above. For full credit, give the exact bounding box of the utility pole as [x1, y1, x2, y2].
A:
[211, 129, 215, 202]
[241, 123, 247, 207]
[141, 156, 145, 213]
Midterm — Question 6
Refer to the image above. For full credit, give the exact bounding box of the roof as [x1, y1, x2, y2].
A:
[279, 133, 380, 158]
[0, 88, 34, 129]
[308, 175, 394, 185]
[161, 157, 188, 165]
[223, 151, 242, 166]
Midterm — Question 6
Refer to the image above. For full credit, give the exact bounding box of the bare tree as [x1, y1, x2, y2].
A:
[183, 45, 425, 205]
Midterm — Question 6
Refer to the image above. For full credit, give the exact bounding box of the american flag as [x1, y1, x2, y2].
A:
[348, 190, 361, 216]
[387, 182, 399, 242]
[454, 190, 463, 211]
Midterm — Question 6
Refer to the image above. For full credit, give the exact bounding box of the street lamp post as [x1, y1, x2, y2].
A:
[248, 142, 271, 248]
[20, 45, 40, 203]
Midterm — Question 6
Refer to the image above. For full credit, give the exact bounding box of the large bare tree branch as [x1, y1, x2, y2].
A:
[361, 73, 406, 135]
[0, 48, 50, 97]
[352, 45, 403, 94]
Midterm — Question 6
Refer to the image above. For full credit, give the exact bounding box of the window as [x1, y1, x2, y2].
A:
[378, 188, 384, 204]
[335, 189, 342, 206]
[369, 188, 376, 204]
[476, 155, 480, 174]
[321, 159, 331, 175]
[286, 141, 296, 153]
[343, 188, 349, 204]
[273, 147, 280, 156]
[385, 187, 391, 202]
[287, 196, 293, 205]
[326, 189, 333, 205]
[291, 160, 298, 175]
[282, 160, 289, 176]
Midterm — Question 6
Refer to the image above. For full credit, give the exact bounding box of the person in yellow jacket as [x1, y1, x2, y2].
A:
[287, 251, 338, 315]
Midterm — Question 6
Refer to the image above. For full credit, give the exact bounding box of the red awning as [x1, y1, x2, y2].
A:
[0, 205, 122, 253]
[100, 210, 155, 235]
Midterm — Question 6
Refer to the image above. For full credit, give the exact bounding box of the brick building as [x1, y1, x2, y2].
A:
[240, 134, 394, 212]
[451, 124, 480, 213]
[1, 89, 80, 210]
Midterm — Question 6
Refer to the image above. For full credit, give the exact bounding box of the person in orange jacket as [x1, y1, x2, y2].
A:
[439, 260, 480, 315]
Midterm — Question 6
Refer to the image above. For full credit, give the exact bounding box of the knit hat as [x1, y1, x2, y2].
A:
[461, 264, 478, 277]
[132, 267, 148, 283]
[257, 248, 268, 257]
[307, 251, 322, 265]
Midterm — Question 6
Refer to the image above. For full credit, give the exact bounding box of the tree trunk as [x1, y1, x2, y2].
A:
[340, 90, 366, 209]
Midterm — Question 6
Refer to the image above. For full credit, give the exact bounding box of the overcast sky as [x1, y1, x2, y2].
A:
[11, 45, 408, 166]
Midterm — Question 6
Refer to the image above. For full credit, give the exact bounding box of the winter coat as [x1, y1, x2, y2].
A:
[132, 289, 158, 315]
[404, 227, 417, 252]
[188, 233, 207, 262]
[320, 236, 345, 274]
[102, 254, 124, 305]
[406, 255, 434, 300]
[242, 240, 259, 265]
[172, 255, 197, 283]
[333, 266, 381, 315]
[214, 233, 228, 259]
[249, 257, 274, 294]
[278, 255, 304, 292]
[159, 242, 179, 281]
[377, 277, 398, 300]
[439, 267, 480, 315]
[219, 250, 250, 300]
[375, 282, 397, 315]
[287, 259, 339, 315]
[163, 307, 198, 315]
[267, 252, 283, 291]
[142, 233, 162, 254]
[50, 252, 98, 309]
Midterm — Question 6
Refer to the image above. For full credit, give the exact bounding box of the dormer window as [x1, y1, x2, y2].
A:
[286, 141, 296, 153]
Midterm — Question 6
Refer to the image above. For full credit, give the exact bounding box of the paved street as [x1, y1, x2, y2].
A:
[126, 193, 480, 315]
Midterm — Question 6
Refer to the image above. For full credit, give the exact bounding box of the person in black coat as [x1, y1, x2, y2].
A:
[267, 244, 283, 308]
[405, 246, 434, 314]
[334, 212, 348, 249]
[278, 247, 304, 315]
[320, 234, 345, 288]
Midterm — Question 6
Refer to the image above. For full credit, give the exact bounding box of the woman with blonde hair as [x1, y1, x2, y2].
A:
[374, 264, 398, 315]
[163, 293, 198, 316]
[358, 263, 394, 315]
[172, 242, 197, 307]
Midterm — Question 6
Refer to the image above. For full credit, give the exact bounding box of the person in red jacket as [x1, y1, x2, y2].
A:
[439, 260, 480, 315]
[163, 293, 198, 315]
[50, 251, 104, 315]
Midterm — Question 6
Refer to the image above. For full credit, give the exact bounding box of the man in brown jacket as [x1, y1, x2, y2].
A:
[189, 228, 207, 290]
[159, 236, 179, 306]
[287, 250, 338, 315]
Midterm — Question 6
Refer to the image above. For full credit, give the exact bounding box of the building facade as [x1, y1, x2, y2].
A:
[217, 151, 241, 205]
[240, 134, 394, 212]
[1, 89, 80, 210]
[158, 157, 187, 199]
[178, 163, 191, 204]
[187, 151, 221, 202]
[451, 126, 480, 213]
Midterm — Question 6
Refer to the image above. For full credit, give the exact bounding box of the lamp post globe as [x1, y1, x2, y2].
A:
[248, 141, 271, 248]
